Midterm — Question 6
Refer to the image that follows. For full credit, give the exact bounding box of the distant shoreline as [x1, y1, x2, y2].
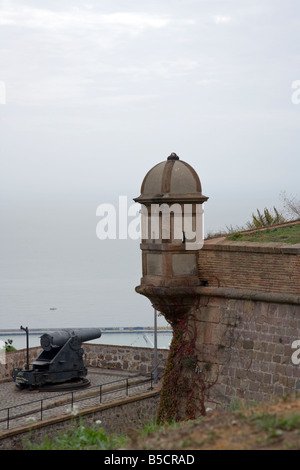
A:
[0, 326, 172, 336]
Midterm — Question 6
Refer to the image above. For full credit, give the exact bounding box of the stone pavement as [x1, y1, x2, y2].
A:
[0, 368, 154, 432]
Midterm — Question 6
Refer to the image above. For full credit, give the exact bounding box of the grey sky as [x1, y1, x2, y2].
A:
[1, 1, 299, 227]
[0, 1, 299, 328]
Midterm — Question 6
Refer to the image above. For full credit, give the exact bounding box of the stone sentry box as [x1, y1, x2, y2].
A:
[134, 152, 208, 298]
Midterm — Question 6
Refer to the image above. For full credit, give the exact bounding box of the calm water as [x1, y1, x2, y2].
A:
[0, 202, 170, 331]
[0, 331, 172, 350]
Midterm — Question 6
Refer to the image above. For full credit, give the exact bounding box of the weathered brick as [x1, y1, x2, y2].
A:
[198, 242, 300, 295]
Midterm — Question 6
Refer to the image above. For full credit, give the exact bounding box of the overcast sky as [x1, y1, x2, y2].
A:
[1, 0, 299, 226]
[0, 1, 300, 328]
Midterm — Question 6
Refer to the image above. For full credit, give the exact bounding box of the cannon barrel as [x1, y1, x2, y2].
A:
[40, 328, 101, 351]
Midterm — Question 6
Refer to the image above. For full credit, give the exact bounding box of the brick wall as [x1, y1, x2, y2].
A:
[198, 240, 300, 295]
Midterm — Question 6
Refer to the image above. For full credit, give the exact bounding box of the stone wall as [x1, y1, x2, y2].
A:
[0, 346, 41, 382]
[157, 287, 300, 422]
[84, 343, 168, 376]
[191, 291, 300, 407]
[0, 344, 169, 382]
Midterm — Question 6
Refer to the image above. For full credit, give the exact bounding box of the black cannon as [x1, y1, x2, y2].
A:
[13, 328, 101, 390]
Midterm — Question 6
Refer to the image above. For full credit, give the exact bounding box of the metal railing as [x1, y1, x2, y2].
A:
[0, 373, 155, 431]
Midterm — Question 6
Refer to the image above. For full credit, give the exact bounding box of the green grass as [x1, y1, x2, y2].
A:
[227, 223, 300, 244]
[251, 412, 300, 432]
[249, 412, 300, 444]
[24, 416, 180, 450]
[24, 418, 129, 450]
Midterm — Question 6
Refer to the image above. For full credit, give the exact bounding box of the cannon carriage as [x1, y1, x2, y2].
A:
[13, 328, 101, 391]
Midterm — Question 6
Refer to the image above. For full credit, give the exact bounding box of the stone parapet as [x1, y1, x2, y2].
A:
[198, 240, 300, 295]
[0, 344, 169, 382]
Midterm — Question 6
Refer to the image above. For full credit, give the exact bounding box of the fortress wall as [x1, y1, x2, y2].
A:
[190, 292, 300, 407]
[193, 240, 300, 407]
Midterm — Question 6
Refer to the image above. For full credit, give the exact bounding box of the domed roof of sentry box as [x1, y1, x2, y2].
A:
[134, 153, 208, 204]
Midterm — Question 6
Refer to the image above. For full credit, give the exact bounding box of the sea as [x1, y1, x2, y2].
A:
[0, 328, 172, 351]
[0, 202, 173, 351]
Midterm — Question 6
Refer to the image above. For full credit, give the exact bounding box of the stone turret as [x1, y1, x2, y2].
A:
[134, 152, 208, 320]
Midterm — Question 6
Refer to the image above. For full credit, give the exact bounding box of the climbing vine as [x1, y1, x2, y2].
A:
[157, 308, 220, 424]
[157, 312, 204, 423]
[157, 315, 187, 423]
